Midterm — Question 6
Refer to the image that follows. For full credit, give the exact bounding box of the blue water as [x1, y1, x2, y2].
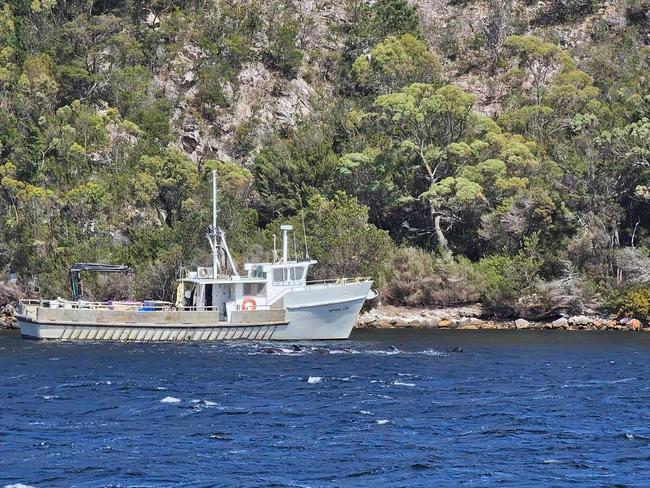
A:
[1, 329, 650, 487]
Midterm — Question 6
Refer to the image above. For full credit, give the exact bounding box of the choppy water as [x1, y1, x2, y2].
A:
[1, 329, 650, 487]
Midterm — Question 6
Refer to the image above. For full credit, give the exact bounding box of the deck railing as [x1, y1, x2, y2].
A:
[19, 299, 176, 312]
[305, 277, 372, 287]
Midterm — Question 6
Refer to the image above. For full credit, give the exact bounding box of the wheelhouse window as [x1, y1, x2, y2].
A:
[273, 268, 286, 284]
[290, 267, 304, 281]
[272, 266, 305, 285]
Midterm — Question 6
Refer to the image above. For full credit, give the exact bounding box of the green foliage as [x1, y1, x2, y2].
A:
[254, 125, 339, 223]
[139, 147, 200, 225]
[0, 0, 648, 315]
[267, 192, 394, 280]
[609, 285, 650, 322]
[381, 247, 481, 306]
[476, 250, 543, 317]
[262, 16, 303, 77]
[373, 0, 421, 41]
[535, 0, 598, 24]
[352, 34, 440, 93]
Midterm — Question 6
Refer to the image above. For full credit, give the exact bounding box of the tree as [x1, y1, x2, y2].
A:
[373, 83, 477, 251]
[267, 192, 394, 280]
[351, 34, 441, 94]
[139, 147, 199, 226]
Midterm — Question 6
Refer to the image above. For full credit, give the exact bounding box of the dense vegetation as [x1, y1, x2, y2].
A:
[0, 0, 648, 318]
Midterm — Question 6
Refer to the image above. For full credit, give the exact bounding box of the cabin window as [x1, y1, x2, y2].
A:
[243, 283, 267, 296]
[290, 267, 304, 281]
[251, 265, 267, 279]
[273, 268, 285, 283]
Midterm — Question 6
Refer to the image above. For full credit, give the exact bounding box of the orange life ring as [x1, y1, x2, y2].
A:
[241, 296, 257, 311]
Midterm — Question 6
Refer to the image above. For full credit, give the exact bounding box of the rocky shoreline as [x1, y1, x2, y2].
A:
[356, 304, 649, 331]
[2, 302, 648, 332]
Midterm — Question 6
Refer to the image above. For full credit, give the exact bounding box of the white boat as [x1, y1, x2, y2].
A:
[16, 171, 376, 341]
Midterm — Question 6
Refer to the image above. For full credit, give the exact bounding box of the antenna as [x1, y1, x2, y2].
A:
[293, 230, 298, 262]
[300, 207, 310, 260]
[272, 234, 278, 263]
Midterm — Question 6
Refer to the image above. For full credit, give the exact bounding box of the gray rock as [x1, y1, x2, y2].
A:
[515, 318, 530, 329]
[551, 317, 568, 329]
[426, 316, 440, 327]
[569, 315, 592, 326]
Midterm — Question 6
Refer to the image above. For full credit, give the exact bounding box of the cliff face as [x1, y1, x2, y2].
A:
[148, 0, 644, 162]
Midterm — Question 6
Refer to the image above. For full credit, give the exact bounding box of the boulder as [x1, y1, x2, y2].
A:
[515, 318, 530, 329]
[551, 317, 568, 329]
[458, 323, 478, 330]
[479, 322, 500, 329]
[438, 318, 455, 328]
[425, 316, 441, 327]
[457, 317, 482, 329]
[628, 319, 642, 331]
[569, 315, 592, 326]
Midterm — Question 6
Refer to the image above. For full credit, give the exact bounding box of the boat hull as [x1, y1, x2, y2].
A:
[18, 318, 285, 341]
[273, 282, 372, 340]
[17, 281, 373, 341]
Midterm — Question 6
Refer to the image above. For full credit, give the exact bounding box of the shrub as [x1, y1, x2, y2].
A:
[351, 34, 441, 94]
[609, 285, 650, 322]
[263, 18, 303, 77]
[476, 252, 542, 317]
[381, 247, 481, 307]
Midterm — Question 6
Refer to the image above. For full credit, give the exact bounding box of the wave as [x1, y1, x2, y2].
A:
[160, 396, 181, 403]
[191, 399, 219, 407]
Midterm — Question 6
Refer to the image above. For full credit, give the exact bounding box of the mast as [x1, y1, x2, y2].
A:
[212, 169, 219, 276]
[206, 169, 239, 277]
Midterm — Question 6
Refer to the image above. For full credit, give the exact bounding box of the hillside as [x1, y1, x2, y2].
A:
[0, 0, 649, 319]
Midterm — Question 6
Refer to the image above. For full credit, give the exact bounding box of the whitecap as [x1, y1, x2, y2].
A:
[420, 349, 446, 356]
[543, 459, 559, 464]
[329, 349, 360, 354]
[393, 381, 415, 387]
[376, 419, 390, 425]
[359, 410, 372, 415]
[191, 399, 218, 407]
[155, 386, 167, 390]
[5, 484, 38, 488]
[42, 395, 58, 400]
[160, 396, 181, 403]
[625, 433, 634, 439]
[307, 376, 322, 384]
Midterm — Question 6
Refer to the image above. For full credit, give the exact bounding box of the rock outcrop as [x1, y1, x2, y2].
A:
[356, 305, 650, 331]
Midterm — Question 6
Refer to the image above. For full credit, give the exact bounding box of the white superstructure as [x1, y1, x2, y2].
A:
[16, 171, 376, 341]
